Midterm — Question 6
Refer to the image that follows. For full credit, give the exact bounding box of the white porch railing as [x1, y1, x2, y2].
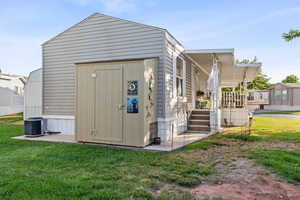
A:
[247, 91, 269, 105]
[221, 92, 247, 108]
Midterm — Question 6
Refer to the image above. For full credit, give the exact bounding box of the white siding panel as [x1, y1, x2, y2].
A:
[46, 118, 75, 135]
[43, 13, 165, 117]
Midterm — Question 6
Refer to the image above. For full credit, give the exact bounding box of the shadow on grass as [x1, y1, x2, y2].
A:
[183, 140, 227, 151]
[221, 133, 261, 142]
[222, 131, 300, 143]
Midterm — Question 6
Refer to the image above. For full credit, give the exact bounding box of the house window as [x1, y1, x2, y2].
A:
[274, 90, 281, 102]
[274, 89, 287, 104]
[176, 57, 184, 97]
[282, 90, 287, 101]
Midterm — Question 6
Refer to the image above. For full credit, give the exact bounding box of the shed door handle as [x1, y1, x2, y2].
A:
[117, 104, 126, 110]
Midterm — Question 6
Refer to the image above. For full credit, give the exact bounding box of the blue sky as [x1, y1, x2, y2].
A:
[1, 0, 300, 83]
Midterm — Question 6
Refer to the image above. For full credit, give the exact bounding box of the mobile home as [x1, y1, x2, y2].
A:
[32, 13, 261, 147]
[266, 83, 300, 110]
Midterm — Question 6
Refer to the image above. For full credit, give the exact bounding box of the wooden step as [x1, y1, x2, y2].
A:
[188, 119, 210, 125]
[188, 125, 210, 131]
[192, 110, 210, 115]
[190, 114, 210, 120]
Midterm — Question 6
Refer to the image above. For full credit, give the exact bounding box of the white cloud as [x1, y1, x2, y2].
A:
[65, 0, 138, 13]
[65, 0, 94, 6]
[232, 7, 300, 30]
[160, 6, 300, 46]
[99, 0, 137, 13]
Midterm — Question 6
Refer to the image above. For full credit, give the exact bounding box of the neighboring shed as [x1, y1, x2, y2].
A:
[24, 69, 42, 119]
[266, 83, 300, 110]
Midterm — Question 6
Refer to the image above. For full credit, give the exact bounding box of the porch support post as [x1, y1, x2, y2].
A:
[208, 54, 221, 133]
[242, 67, 249, 108]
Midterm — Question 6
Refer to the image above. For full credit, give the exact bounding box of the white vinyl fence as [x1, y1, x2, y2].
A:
[0, 87, 24, 116]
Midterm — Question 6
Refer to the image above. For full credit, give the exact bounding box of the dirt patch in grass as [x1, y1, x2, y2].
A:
[192, 175, 300, 200]
[177, 137, 300, 200]
[10, 120, 24, 125]
[0, 113, 24, 126]
[187, 143, 269, 185]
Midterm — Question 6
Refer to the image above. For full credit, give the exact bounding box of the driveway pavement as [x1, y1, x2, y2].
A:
[254, 113, 300, 119]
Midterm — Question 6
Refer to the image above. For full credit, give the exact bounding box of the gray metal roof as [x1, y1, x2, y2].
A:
[269, 82, 300, 89]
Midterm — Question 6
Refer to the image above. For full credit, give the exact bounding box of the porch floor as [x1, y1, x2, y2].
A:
[12, 131, 214, 152]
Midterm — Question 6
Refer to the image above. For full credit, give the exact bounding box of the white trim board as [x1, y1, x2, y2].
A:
[185, 49, 234, 54]
[236, 63, 262, 68]
[42, 115, 75, 120]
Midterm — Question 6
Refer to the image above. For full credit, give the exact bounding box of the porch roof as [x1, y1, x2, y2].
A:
[184, 49, 261, 88]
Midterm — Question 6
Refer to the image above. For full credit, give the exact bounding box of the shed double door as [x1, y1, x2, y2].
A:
[76, 60, 144, 146]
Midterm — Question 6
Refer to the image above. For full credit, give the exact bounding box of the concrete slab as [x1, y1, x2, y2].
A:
[13, 134, 76, 143]
[145, 131, 213, 152]
[12, 131, 213, 152]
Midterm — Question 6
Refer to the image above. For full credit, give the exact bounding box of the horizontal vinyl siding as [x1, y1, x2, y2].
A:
[293, 89, 300, 105]
[43, 13, 165, 116]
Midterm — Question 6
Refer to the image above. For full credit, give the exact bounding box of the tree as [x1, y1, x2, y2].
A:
[282, 29, 300, 42]
[236, 56, 260, 64]
[235, 57, 270, 90]
[282, 74, 299, 83]
[247, 73, 272, 90]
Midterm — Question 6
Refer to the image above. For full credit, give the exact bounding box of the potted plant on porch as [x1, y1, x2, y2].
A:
[196, 90, 209, 109]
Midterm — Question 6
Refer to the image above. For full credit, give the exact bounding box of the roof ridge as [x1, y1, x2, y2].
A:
[42, 12, 167, 46]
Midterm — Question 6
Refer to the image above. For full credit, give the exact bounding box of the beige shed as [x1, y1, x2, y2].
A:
[76, 59, 157, 147]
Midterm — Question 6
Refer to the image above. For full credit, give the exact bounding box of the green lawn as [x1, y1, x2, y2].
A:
[250, 150, 300, 185]
[1, 115, 300, 199]
[0, 121, 211, 200]
[261, 110, 300, 115]
[219, 116, 300, 184]
[223, 116, 300, 142]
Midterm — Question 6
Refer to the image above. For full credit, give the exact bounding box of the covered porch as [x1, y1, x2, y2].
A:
[184, 49, 261, 130]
